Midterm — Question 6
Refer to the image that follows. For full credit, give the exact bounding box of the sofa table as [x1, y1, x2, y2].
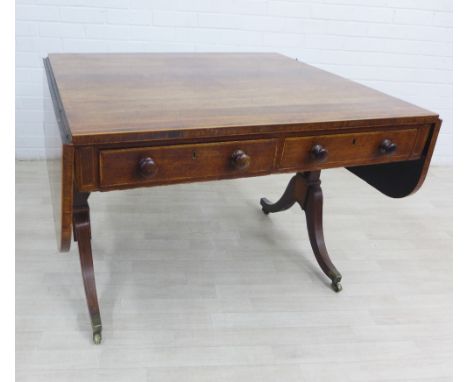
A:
[43, 53, 441, 344]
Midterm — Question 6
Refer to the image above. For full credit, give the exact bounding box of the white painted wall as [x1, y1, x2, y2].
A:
[16, 0, 452, 163]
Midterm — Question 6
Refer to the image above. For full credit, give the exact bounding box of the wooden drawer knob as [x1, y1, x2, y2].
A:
[138, 157, 158, 178]
[310, 144, 328, 162]
[231, 149, 251, 170]
[379, 139, 397, 154]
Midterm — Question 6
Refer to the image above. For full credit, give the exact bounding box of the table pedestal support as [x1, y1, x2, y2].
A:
[73, 191, 102, 344]
[261, 171, 342, 292]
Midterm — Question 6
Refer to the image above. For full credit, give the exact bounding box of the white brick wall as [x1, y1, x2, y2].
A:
[16, 0, 452, 164]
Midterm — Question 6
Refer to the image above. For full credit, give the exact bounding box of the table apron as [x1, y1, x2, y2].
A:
[74, 123, 434, 192]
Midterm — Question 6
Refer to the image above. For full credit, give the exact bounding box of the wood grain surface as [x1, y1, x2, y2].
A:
[47, 53, 439, 145]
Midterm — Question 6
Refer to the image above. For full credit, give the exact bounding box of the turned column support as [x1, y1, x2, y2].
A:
[261, 171, 342, 292]
[72, 191, 102, 344]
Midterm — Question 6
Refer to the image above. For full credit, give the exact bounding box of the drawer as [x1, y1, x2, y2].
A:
[278, 128, 422, 171]
[99, 139, 278, 188]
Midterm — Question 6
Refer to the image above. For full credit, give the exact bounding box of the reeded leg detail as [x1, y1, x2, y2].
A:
[260, 171, 342, 292]
[73, 191, 103, 344]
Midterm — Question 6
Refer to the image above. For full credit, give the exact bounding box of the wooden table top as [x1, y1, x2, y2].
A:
[47, 52, 438, 145]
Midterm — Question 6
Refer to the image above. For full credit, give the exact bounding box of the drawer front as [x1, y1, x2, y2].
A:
[278, 128, 420, 171]
[99, 139, 278, 188]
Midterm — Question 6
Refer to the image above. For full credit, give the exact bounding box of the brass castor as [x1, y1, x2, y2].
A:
[93, 331, 102, 345]
[332, 280, 342, 292]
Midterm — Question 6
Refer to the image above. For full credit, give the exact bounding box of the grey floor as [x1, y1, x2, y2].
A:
[16, 161, 452, 382]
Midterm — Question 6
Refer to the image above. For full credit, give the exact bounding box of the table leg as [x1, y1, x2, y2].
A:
[260, 171, 342, 292]
[73, 191, 102, 344]
[260, 174, 298, 214]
